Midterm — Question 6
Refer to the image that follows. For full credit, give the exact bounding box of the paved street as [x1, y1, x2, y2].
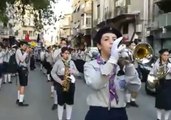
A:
[0, 67, 158, 120]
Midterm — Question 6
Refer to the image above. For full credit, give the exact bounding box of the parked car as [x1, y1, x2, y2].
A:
[138, 56, 158, 95]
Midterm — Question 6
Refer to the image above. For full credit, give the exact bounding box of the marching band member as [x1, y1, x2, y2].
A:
[3, 47, 13, 84]
[0, 43, 5, 88]
[15, 41, 31, 106]
[51, 39, 67, 110]
[40, 47, 46, 74]
[149, 49, 171, 120]
[51, 47, 79, 120]
[53, 39, 67, 63]
[44, 46, 53, 82]
[84, 26, 141, 120]
[124, 41, 140, 107]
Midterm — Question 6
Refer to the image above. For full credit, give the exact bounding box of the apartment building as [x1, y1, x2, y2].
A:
[59, 14, 72, 39]
[148, 0, 171, 55]
[71, 0, 92, 48]
[15, 26, 37, 41]
[93, 0, 153, 43]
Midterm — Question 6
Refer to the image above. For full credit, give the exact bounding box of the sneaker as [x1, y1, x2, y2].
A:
[51, 104, 57, 110]
[130, 101, 139, 107]
[47, 80, 51, 82]
[3, 82, 6, 84]
[18, 102, 29, 107]
[16, 100, 19, 104]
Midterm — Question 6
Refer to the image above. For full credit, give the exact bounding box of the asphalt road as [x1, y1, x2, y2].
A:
[0, 68, 159, 120]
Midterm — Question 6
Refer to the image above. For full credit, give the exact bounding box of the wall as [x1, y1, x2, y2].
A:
[17, 26, 37, 40]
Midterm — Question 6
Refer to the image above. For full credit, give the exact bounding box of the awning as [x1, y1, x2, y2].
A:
[97, 13, 139, 29]
[154, 0, 171, 13]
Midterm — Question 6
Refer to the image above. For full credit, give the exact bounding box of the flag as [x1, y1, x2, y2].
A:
[25, 33, 31, 42]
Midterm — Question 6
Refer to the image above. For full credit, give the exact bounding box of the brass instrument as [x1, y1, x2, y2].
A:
[63, 60, 71, 92]
[133, 43, 153, 64]
[147, 64, 169, 89]
[157, 64, 168, 79]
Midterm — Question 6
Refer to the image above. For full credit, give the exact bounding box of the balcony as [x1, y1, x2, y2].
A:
[155, 12, 171, 28]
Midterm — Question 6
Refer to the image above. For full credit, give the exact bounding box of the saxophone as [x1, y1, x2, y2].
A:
[63, 60, 71, 92]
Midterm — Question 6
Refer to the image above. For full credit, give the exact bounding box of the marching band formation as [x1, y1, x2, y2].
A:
[0, 26, 171, 120]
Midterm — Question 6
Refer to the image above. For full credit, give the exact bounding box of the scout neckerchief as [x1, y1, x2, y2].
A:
[96, 56, 118, 110]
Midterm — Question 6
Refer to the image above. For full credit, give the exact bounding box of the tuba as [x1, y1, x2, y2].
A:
[133, 43, 153, 64]
[63, 60, 71, 92]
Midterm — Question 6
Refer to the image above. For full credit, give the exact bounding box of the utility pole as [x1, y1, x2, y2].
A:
[91, 0, 94, 47]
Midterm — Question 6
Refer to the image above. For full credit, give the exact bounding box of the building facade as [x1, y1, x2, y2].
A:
[148, 0, 171, 55]
[93, 0, 152, 41]
[57, 0, 171, 55]
[59, 14, 72, 39]
[71, 0, 92, 48]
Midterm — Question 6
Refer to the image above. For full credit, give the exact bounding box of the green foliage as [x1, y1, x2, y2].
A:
[0, 0, 55, 31]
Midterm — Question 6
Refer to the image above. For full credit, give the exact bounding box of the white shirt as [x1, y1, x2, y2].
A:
[52, 48, 61, 63]
[0, 50, 5, 64]
[15, 49, 28, 67]
[40, 50, 45, 61]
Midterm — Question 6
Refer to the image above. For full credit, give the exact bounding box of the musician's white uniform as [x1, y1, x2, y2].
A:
[84, 59, 141, 108]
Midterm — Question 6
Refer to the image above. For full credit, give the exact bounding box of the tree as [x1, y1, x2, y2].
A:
[0, 0, 57, 31]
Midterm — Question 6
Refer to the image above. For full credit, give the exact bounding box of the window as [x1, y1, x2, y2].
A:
[81, 16, 84, 26]
[86, 17, 91, 27]
[23, 30, 27, 35]
[29, 31, 33, 36]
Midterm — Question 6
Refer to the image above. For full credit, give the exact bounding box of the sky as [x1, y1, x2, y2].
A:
[43, 0, 72, 43]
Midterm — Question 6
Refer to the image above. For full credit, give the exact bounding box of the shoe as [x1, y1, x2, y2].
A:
[16, 99, 25, 104]
[64, 104, 66, 109]
[51, 104, 57, 110]
[18, 102, 29, 107]
[8, 81, 12, 84]
[130, 101, 139, 107]
[126, 102, 131, 108]
[16, 100, 19, 104]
